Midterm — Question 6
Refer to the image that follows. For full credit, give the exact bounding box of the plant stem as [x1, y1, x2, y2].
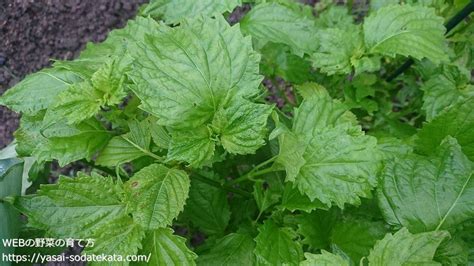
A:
[192, 174, 252, 198]
[230, 156, 278, 184]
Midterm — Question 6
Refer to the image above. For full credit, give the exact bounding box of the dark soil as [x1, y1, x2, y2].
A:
[0, 0, 147, 149]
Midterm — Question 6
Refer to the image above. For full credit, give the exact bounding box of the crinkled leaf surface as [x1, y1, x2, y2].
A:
[421, 66, 474, 121]
[129, 15, 270, 167]
[378, 137, 474, 232]
[367, 228, 449, 265]
[33, 118, 111, 166]
[138, 228, 197, 266]
[311, 25, 365, 75]
[417, 98, 474, 161]
[364, 4, 448, 63]
[276, 84, 380, 208]
[240, 3, 318, 57]
[254, 219, 303, 265]
[124, 164, 190, 230]
[141, 0, 241, 24]
[281, 183, 326, 212]
[8, 174, 144, 260]
[300, 251, 350, 266]
[197, 233, 256, 266]
[96, 120, 154, 166]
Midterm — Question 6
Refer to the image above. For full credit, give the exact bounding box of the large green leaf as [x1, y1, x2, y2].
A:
[240, 3, 318, 57]
[0, 68, 81, 115]
[128, 15, 271, 167]
[300, 251, 350, 266]
[141, 0, 241, 24]
[7, 173, 144, 261]
[254, 219, 303, 265]
[417, 98, 474, 161]
[197, 233, 256, 266]
[276, 84, 380, 208]
[378, 136, 474, 232]
[124, 164, 190, 230]
[182, 174, 230, 235]
[363, 4, 448, 63]
[138, 228, 197, 266]
[367, 228, 449, 265]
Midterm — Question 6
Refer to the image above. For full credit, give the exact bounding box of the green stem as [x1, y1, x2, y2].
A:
[122, 136, 164, 161]
[192, 174, 252, 198]
[230, 156, 278, 184]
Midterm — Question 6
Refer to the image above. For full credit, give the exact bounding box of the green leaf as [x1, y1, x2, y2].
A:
[240, 3, 318, 57]
[0, 68, 81, 115]
[254, 219, 303, 265]
[378, 136, 474, 232]
[49, 59, 128, 125]
[197, 233, 256, 266]
[363, 4, 448, 63]
[33, 118, 111, 167]
[434, 237, 469, 265]
[300, 251, 350, 266]
[367, 228, 449, 265]
[8, 173, 144, 260]
[138, 228, 197, 266]
[0, 158, 23, 259]
[124, 164, 190, 230]
[141, 0, 241, 24]
[182, 174, 231, 235]
[213, 100, 273, 155]
[294, 209, 339, 250]
[14, 113, 47, 156]
[330, 219, 387, 263]
[96, 120, 156, 166]
[311, 25, 365, 75]
[129, 15, 270, 167]
[167, 126, 216, 167]
[259, 43, 313, 84]
[417, 97, 474, 161]
[281, 183, 326, 212]
[421, 65, 474, 121]
[276, 84, 380, 208]
[315, 6, 354, 30]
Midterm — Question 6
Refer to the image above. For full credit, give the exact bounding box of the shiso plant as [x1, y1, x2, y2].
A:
[1, 0, 473, 265]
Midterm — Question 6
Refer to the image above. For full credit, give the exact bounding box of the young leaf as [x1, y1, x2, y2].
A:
[311, 25, 365, 75]
[314, 6, 353, 30]
[128, 15, 270, 167]
[300, 251, 350, 266]
[364, 4, 448, 63]
[417, 98, 474, 161]
[378, 136, 474, 232]
[0, 68, 81, 115]
[367, 228, 449, 265]
[8, 174, 144, 259]
[141, 0, 241, 24]
[254, 219, 303, 265]
[124, 164, 190, 230]
[240, 3, 318, 57]
[138, 228, 197, 266]
[197, 233, 256, 266]
[182, 174, 231, 235]
[96, 120, 155, 166]
[276, 84, 380, 208]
